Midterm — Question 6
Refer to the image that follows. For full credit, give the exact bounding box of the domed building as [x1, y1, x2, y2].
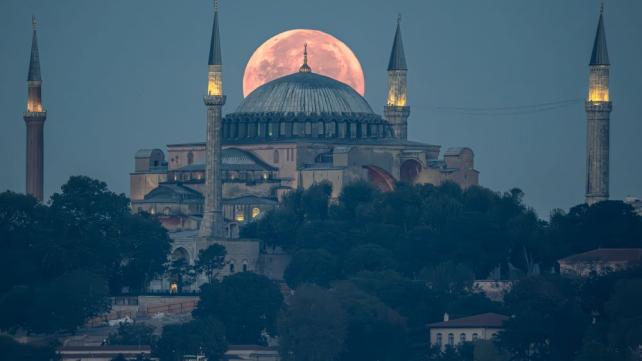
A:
[131, 7, 478, 286]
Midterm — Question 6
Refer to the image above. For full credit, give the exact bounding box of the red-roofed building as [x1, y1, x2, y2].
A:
[558, 248, 642, 277]
[427, 313, 508, 350]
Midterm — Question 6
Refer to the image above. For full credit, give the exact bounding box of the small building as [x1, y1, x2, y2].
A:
[558, 248, 642, 277]
[428, 313, 508, 350]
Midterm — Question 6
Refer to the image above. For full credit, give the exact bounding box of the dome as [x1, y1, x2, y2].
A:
[235, 72, 374, 115]
[223, 70, 392, 143]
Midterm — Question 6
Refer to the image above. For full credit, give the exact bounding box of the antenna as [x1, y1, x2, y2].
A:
[32, 15, 38, 30]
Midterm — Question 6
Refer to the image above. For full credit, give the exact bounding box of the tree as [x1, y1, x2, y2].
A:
[195, 244, 227, 283]
[332, 281, 407, 361]
[284, 249, 337, 288]
[498, 276, 589, 361]
[473, 340, 509, 361]
[278, 284, 347, 361]
[155, 318, 227, 361]
[604, 279, 642, 354]
[108, 322, 157, 346]
[0, 336, 57, 361]
[420, 262, 475, 295]
[343, 243, 397, 275]
[193, 272, 283, 344]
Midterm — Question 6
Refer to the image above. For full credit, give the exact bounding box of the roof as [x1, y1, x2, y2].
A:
[141, 183, 203, 203]
[559, 248, 642, 264]
[590, 12, 609, 65]
[28, 28, 42, 81]
[172, 148, 277, 172]
[225, 195, 278, 205]
[135, 148, 164, 158]
[234, 71, 374, 115]
[388, 18, 407, 71]
[428, 313, 509, 328]
[444, 147, 472, 156]
[208, 10, 222, 65]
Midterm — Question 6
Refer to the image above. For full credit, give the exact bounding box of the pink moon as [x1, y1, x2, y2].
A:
[242, 29, 365, 97]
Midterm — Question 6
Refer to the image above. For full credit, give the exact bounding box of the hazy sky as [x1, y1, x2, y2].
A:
[1, 0, 641, 218]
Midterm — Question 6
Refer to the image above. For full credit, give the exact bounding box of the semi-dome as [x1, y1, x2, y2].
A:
[235, 72, 374, 115]
[223, 70, 392, 143]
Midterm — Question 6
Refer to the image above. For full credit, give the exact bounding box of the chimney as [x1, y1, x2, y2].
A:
[443, 312, 449, 322]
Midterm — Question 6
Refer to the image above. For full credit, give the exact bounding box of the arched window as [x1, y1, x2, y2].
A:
[436, 333, 442, 346]
[163, 207, 171, 216]
[273, 149, 279, 163]
[472, 333, 479, 341]
[242, 260, 248, 272]
[187, 151, 194, 165]
[229, 262, 235, 274]
[252, 207, 261, 219]
[447, 333, 454, 346]
[459, 333, 466, 343]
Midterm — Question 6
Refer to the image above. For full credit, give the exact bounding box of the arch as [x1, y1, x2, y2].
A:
[400, 159, 422, 184]
[363, 165, 396, 192]
[171, 247, 190, 263]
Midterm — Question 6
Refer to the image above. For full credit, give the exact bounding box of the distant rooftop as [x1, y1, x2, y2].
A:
[559, 248, 642, 264]
[428, 313, 508, 329]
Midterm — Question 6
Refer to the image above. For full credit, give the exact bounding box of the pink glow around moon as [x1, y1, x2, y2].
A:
[242, 29, 365, 97]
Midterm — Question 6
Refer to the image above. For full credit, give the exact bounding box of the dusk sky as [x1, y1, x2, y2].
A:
[1, 0, 641, 218]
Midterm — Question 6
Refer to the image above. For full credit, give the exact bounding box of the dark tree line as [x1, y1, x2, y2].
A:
[0, 176, 171, 334]
[242, 181, 642, 361]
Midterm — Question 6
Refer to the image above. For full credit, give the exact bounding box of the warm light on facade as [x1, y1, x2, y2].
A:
[208, 66, 223, 96]
[170, 282, 178, 293]
[387, 70, 407, 107]
[235, 212, 245, 222]
[588, 65, 609, 102]
[252, 207, 261, 218]
[27, 99, 43, 112]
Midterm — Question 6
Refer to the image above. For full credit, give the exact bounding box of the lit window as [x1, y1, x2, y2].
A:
[252, 207, 261, 218]
[235, 212, 245, 222]
[169, 282, 178, 294]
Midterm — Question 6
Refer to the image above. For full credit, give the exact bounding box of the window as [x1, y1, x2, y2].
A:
[242, 261, 248, 272]
[187, 151, 194, 165]
[447, 333, 454, 346]
[436, 333, 442, 346]
[459, 333, 466, 343]
[163, 207, 171, 216]
[252, 207, 261, 218]
[273, 149, 279, 163]
[472, 333, 479, 341]
[229, 263, 235, 273]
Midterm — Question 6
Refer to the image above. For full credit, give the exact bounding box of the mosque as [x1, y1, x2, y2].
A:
[130, 7, 478, 241]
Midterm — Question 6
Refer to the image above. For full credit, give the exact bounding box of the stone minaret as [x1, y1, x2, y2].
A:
[384, 15, 410, 140]
[585, 6, 612, 205]
[24, 16, 47, 202]
[199, 1, 226, 239]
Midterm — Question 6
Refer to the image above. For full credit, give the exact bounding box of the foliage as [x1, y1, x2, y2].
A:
[108, 322, 157, 346]
[194, 244, 227, 283]
[278, 284, 347, 361]
[284, 249, 337, 288]
[420, 261, 475, 295]
[0, 335, 58, 361]
[155, 318, 227, 361]
[193, 272, 283, 344]
[0, 176, 172, 333]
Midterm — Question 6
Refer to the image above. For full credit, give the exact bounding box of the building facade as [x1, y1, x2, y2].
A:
[428, 313, 508, 351]
[130, 12, 479, 236]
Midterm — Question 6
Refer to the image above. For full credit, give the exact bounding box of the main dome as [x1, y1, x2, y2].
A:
[235, 72, 374, 115]
[223, 70, 392, 143]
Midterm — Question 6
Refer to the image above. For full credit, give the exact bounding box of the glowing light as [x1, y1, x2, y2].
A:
[243, 29, 365, 97]
[252, 207, 261, 218]
[208, 65, 223, 96]
[588, 65, 609, 102]
[235, 212, 245, 222]
[170, 282, 178, 293]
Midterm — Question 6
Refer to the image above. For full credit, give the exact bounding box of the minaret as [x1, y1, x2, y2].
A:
[384, 15, 410, 140]
[199, 0, 226, 239]
[585, 5, 612, 205]
[24, 16, 47, 202]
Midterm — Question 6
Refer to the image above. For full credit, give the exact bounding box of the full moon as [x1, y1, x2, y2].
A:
[242, 29, 365, 97]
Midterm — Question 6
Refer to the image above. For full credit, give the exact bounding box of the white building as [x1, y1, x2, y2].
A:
[558, 248, 642, 277]
[428, 313, 508, 350]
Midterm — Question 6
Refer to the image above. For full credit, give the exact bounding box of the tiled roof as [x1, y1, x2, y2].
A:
[428, 313, 508, 328]
[559, 248, 642, 264]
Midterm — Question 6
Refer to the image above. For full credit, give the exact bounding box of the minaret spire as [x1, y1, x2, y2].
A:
[24, 16, 47, 202]
[200, 1, 227, 239]
[299, 43, 312, 73]
[585, 4, 612, 205]
[384, 14, 410, 140]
